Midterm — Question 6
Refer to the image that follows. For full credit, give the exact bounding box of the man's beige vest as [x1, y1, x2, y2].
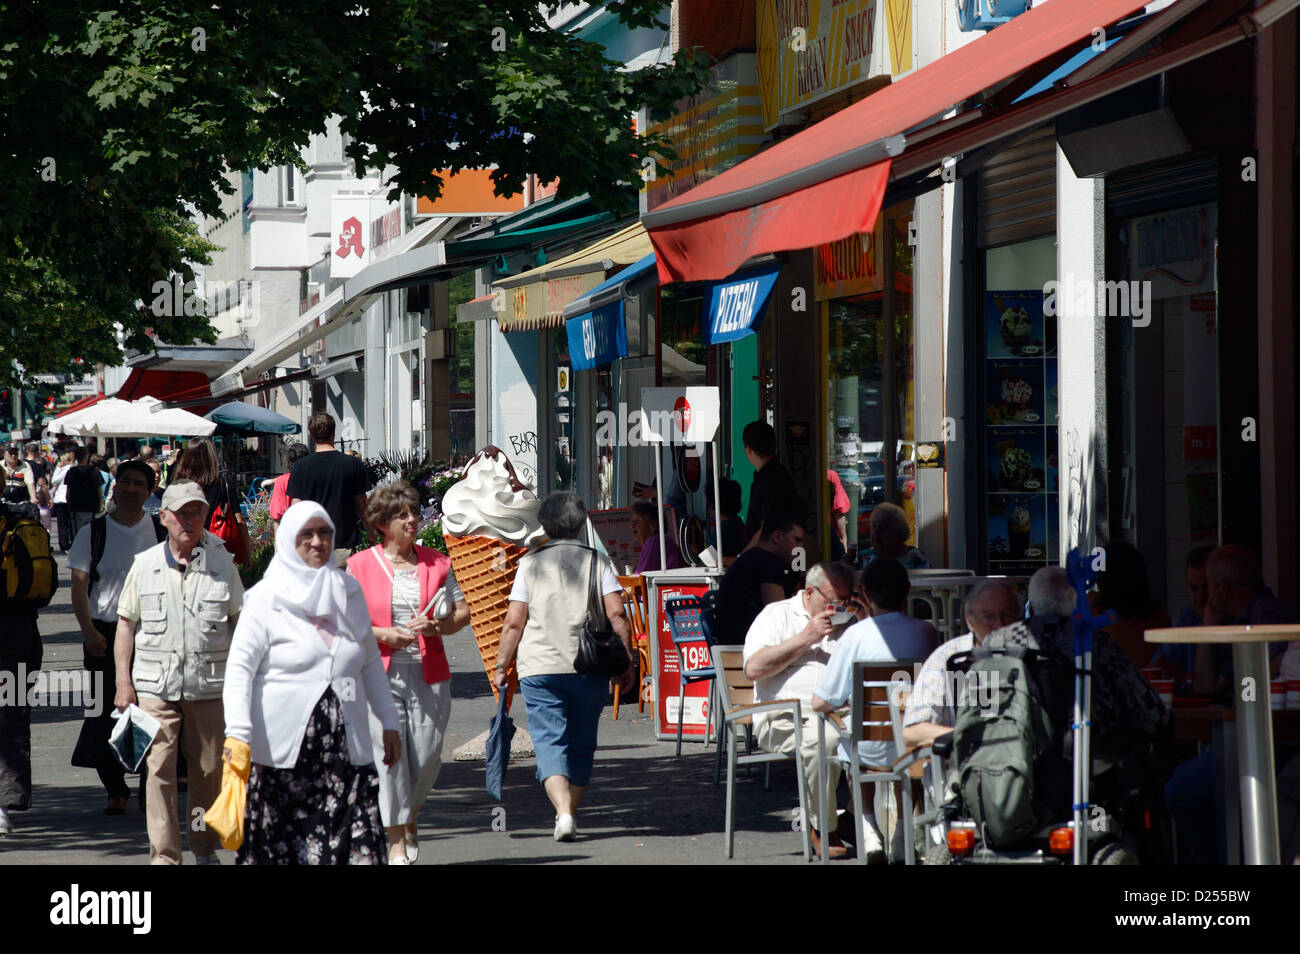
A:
[131, 541, 237, 702]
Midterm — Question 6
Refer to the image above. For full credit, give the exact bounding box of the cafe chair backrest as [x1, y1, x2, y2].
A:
[618, 575, 649, 635]
[852, 661, 922, 750]
[712, 645, 753, 719]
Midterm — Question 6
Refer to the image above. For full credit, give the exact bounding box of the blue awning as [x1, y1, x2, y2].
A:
[564, 254, 658, 371]
[1012, 31, 1125, 103]
[704, 263, 781, 346]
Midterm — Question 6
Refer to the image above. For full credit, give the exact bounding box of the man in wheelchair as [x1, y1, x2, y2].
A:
[924, 566, 1167, 864]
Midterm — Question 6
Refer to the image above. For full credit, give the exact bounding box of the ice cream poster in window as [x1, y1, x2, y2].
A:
[988, 494, 1048, 565]
[986, 290, 1046, 358]
[986, 359, 1045, 425]
[987, 427, 1046, 493]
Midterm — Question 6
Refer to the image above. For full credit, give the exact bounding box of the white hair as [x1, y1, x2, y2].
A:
[1028, 566, 1075, 619]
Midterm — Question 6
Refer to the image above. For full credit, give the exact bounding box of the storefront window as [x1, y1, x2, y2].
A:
[824, 208, 915, 563]
[660, 287, 707, 386]
[447, 273, 476, 468]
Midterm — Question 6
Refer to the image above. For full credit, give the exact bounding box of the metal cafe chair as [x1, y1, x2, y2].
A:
[712, 644, 812, 862]
[816, 660, 932, 865]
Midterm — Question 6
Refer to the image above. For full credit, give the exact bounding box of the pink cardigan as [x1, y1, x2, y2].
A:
[347, 544, 452, 684]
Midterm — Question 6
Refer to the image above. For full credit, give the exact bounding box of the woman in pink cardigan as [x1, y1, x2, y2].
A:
[348, 481, 470, 865]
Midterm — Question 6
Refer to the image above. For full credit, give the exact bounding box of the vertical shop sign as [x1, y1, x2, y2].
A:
[984, 289, 1057, 574]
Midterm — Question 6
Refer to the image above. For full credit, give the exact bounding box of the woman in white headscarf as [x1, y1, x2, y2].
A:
[222, 501, 401, 865]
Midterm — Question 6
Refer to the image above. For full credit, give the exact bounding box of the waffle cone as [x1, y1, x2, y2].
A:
[445, 533, 530, 707]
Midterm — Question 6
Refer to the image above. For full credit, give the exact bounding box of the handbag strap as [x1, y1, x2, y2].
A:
[371, 546, 424, 621]
[586, 550, 609, 629]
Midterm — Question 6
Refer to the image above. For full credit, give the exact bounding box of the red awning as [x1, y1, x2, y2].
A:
[53, 391, 105, 418]
[116, 369, 214, 411]
[643, 0, 1154, 283]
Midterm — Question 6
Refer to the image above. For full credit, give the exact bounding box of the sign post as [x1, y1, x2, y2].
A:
[640, 386, 726, 741]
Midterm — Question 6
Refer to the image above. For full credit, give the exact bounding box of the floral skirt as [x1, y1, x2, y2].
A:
[237, 688, 386, 865]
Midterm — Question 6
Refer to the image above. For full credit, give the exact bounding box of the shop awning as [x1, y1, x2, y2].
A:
[703, 262, 781, 346]
[53, 392, 105, 419]
[116, 368, 214, 407]
[890, 0, 1297, 186]
[561, 252, 658, 320]
[642, 0, 1157, 283]
[492, 222, 653, 332]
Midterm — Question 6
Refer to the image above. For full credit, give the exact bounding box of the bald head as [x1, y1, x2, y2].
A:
[1206, 545, 1264, 618]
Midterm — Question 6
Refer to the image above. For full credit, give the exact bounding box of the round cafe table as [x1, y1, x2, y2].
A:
[1146, 624, 1298, 865]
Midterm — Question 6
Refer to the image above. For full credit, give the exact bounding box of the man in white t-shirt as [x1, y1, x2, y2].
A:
[742, 561, 865, 858]
[68, 460, 165, 814]
[813, 558, 938, 862]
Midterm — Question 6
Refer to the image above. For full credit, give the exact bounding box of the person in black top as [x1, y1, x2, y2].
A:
[714, 512, 806, 648]
[174, 436, 252, 565]
[710, 477, 746, 561]
[741, 421, 807, 550]
[23, 443, 48, 490]
[63, 445, 103, 538]
[287, 412, 372, 555]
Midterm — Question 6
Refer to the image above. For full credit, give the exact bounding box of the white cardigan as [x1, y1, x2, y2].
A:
[223, 573, 400, 768]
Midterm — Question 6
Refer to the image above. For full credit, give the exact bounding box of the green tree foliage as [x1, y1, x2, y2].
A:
[0, 1, 708, 385]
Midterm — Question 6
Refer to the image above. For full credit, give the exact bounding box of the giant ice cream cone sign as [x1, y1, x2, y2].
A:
[440, 447, 546, 708]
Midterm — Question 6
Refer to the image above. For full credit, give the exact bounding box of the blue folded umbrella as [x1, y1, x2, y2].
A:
[203, 401, 301, 435]
[485, 689, 515, 801]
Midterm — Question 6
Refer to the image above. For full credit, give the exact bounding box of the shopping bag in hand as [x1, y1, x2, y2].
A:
[205, 738, 251, 851]
[108, 703, 161, 773]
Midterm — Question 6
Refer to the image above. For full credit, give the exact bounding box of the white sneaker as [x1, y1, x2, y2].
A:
[553, 813, 577, 842]
[388, 853, 410, 865]
[861, 822, 886, 865]
[0, 807, 12, 835]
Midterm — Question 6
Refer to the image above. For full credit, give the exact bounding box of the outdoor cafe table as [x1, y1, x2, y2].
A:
[1146, 623, 1300, 865]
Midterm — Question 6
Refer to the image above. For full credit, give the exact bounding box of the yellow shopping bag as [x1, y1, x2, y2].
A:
[205, 738, 251, 851]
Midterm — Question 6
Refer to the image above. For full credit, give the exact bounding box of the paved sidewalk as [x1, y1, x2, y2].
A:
[1, 552, 812, 865]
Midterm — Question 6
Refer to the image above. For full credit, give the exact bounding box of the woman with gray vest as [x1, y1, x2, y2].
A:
[222, 501, 401, 864]
[495, 492, 633, 842]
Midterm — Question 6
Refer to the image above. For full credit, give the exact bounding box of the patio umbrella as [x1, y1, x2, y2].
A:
[89, 396, 217, 438]
[47, 398, 133, 436]
[203, 401, 300, 435]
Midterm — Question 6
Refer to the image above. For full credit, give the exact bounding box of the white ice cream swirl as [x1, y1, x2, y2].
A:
[441, 454, 546, 546]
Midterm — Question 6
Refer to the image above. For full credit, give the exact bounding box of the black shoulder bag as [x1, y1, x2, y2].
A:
[574, 550, 631, 678]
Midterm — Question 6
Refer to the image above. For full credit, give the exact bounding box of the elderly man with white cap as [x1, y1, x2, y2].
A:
[113, 479, 243, 865]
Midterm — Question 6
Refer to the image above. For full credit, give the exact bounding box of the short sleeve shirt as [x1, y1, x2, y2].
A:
[286, 450, 372, 549]
[742, 594, 845, 710]
[68, 515, 163, 622]
[903, 633, 975, 729]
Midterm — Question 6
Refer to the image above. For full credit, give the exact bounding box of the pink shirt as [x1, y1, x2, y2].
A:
[269, 473, 291, 522]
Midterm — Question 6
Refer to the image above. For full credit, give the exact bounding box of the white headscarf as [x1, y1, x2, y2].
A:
[260, 501, 351, 620]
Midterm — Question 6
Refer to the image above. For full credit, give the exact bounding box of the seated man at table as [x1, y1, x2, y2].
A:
[812, 558, 938, 862]
[743, 561, 864, 859]
[714, 512, 804, 647]
[1149, 545, 1214, 679]
[902, 580, 1023, 749]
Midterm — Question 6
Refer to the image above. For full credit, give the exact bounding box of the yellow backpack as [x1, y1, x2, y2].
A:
[0, 503, 58, 608]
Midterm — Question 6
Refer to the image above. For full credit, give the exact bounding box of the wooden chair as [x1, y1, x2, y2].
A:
[713, 644, 812, 861]
[816, 660, 933, 865]
[613, 575, 653, 720]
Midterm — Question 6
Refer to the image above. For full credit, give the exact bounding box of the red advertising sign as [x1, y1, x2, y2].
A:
[653, 581, 714, 739]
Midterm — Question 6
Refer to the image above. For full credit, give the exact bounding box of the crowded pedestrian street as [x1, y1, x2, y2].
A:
[3, 2, 1300, 936]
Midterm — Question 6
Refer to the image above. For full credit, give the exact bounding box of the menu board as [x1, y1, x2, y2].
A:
[588, 507, 641, 575]
[984, 290, 1058, 573]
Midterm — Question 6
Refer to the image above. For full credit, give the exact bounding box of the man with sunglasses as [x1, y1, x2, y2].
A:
[743, 561, 866, 858]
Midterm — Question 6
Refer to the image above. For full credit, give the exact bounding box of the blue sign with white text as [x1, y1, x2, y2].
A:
[705, 264, 781, 345]
[567, 299, 628, 371]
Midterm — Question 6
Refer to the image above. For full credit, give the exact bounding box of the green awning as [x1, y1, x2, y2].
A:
[444, 211, 614, 256]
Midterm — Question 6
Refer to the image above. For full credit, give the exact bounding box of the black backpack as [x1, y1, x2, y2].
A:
[89, 514, 166, 589]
